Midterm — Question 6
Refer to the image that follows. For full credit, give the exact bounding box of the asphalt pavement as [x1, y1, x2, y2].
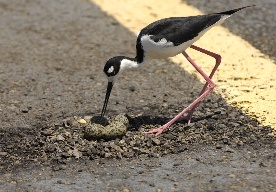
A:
[0, 0, 275, 191]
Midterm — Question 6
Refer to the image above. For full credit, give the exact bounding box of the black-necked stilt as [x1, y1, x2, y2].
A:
[101, 6, 253, 135]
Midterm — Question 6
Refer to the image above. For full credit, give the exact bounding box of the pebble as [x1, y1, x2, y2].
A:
[78, 119, 87, 124]
[56, 135, 65, 141]
[41, 129, 54, 136]
[129, 85, 136, 92]
[122, 188, 130, 192]
[21, 108, 29, 113]
[229, 122, 240, 127]
[151, 138, 161, 146]
[57, 179, 67, 184]
[224, 146, 235, 153]
[218, 124, 227, 128]
[0, 152, 8, 156]
[52, 165, 67, 171]
[148, 181, 156, 187]
[228, 174, 236, 178]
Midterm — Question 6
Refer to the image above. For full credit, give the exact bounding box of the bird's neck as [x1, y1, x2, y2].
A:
[120, 57, 144, 71]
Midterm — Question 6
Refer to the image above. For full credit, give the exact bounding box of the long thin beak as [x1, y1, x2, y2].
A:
[101, 81, 113, 116]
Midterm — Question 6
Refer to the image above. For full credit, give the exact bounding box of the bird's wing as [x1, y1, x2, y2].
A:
[140, 15, 222, 46]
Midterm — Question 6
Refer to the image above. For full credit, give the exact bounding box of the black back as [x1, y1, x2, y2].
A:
[135, 6, 252, 63]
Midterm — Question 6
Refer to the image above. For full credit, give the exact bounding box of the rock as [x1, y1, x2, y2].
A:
[21, 108, 29, 113]
[148, 181, 155, 187]
[224, 146, 235, 153]
[84, 116, 93, 121]
[133, 147, 150, 154]
[123, 188, 131, 192]
[78, 119, 87, 124]
[56, 135, 65, 141]
[45, 144, 56, 152]
[68, 148, 82, 159]
[229, 122, 240, 127]
[57, 180, 67, 184]
[61, 152, 71, 158]
[218, 124, 227, 128]
[52, 165, 67, 171]
[0, 152, 8, 156]
[228, 174, 236, 178]
[41, 129, 54, 136]
[129, 85, 136, 92]
[151, 138, 161, 146]
[259, 162, 268, 167]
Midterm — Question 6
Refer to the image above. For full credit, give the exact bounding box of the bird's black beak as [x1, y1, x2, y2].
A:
[101, 81, 113, 117]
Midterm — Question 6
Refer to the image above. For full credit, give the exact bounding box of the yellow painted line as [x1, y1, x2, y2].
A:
[92, 0, 276, 133]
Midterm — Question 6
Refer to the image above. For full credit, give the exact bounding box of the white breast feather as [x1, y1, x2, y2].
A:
[141, 35, 176, 58]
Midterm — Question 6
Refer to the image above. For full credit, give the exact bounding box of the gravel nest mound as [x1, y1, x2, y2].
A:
[1, 97, 274, 171]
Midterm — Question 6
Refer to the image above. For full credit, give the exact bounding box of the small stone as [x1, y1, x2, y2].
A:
[151, 138, 161, 146]
[57, 180, 66, 184]
[228, 174, 236, 178]
[64, 131, 71, 137]
[61, 152, 70, 158]
[259, 162, 268, 167]
[218, 124, 227, 128]
[41, 129, 54, 136]
[123, 188, 130, 192]
[224, 146, 235, 153]
[133, 147, 149, 154]
[84, 116, 93, 121]
[45, 144, 56, 152]
[78, 119, 87, 124]
[21, 108, 29, 113]
[229, 122, 240, 127]
[56, 135, 65, 141]
[69, 149, 82, 159]
[129, 85, 136, 92]
[0, 152, 8, 156]
[113, 145, 124, 153]
[214, 110, 221, 114]
[148, 181, 155, 187]
[52, 165, 67, 171]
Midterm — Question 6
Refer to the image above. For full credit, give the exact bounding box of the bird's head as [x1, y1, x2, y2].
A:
[101, 56, 139, 116]
[103, 56, 123, 83]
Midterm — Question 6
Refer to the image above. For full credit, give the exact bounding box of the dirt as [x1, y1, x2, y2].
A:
[0, 0, 275, 191]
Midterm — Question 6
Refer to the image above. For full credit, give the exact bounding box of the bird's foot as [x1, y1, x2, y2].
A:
[145, 126, 167, 136]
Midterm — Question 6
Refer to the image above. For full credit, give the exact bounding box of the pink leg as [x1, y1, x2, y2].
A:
[145, 48, 218, 135]
[178, 45, 221, 124]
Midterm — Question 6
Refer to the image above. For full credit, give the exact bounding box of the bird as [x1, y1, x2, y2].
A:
[101, 6, 253, 135]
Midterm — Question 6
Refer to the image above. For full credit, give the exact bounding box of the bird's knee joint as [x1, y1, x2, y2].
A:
[215, 55, 222, 63]
[209, 83, 216, 90]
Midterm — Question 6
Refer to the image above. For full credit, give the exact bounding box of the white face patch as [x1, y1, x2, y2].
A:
[107, 66, 114, 74]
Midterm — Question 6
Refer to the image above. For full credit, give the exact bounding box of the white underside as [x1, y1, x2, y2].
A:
[141, 15, 229, 59]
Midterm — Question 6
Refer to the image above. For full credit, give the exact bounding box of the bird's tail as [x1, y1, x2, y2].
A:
[216, 5, 255, 15]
